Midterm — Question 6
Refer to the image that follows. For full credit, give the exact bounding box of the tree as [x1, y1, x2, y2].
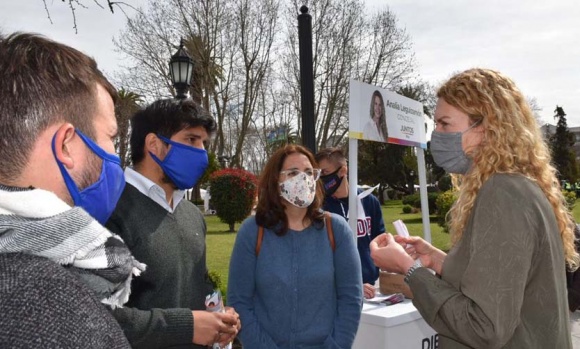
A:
[209, 168, 258, 232]
[40, 0, 138, 33]
[550, 106, 578, 182]
[115, 0, 416, 172]
[115, 88, 142, 168]
[527, 96, 543, 125]
[115, 0, 279, 170]
[280, 0, 416, 150]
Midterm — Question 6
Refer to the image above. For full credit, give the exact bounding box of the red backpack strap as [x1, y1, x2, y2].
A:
[324, 211, 335, 252]
[256, 225, 264, 256]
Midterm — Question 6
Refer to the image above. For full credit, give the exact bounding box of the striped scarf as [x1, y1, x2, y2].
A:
[0, 185, 146, 308]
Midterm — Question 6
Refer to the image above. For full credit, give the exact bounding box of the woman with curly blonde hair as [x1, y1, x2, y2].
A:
[369, 68, 578, 348]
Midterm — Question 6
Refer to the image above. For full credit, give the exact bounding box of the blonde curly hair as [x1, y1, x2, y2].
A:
[439, 68, 579, 269]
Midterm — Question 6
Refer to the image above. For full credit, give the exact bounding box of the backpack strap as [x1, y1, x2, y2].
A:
[325, 211, 335, 252]
[256, 213, 335, 256]
[256, 225, 264, 256]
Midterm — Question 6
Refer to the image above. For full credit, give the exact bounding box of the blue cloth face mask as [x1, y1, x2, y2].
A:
[52, 130, 126, 225]
[149, 134, 209, 190]
[430, 121, 480, 175]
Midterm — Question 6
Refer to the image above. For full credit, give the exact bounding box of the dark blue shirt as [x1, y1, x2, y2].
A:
[323, 189, 386, 284]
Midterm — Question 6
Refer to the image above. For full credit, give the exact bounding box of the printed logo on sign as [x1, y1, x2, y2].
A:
[356, 217, 371, 238]
[400, 125, 414, 138]
[422, 334, 439, 349]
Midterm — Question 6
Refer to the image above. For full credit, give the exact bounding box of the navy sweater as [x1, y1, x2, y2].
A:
[322, 190, 385, 284]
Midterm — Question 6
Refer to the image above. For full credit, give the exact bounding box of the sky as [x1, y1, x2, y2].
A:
[1, 0, 579, 126]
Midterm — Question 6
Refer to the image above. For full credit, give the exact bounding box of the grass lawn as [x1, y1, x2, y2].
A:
[207, 199, 580, 295]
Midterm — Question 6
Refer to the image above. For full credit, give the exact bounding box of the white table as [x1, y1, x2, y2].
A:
[353, 298, 438, 349]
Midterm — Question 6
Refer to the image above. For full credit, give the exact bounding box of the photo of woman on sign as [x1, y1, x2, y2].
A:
[363, 90, 388, 142]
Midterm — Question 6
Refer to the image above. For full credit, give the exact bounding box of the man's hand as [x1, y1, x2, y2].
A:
[192, 310, 239, 346]
[363, 283, 376, 299]
[220, 307, 241, 346]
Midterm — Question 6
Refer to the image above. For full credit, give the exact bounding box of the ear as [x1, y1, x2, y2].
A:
[339, 164, 348, 177]
[144, 133, 163, 158]
[53, 123, 77, 170]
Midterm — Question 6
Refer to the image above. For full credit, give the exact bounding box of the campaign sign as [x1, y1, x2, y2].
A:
[348, 79, 427, 149]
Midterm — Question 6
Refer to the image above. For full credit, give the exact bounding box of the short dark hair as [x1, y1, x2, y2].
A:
[130, 98, 217, 165]
[315, 147, 347, 167]
[255, 144, 325, 236]
[0, 32, 117, 180]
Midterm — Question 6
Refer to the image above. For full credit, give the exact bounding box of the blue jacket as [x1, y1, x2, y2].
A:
[322, 190, 386, 284]
[228, 214, 362, 349]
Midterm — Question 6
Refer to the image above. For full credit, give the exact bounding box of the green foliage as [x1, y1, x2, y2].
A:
[550, 106, 579, 182]
[207, 270, 227, 305]
[401, 193, 418, 206]
[199, 153, 220, 187]
[402, 205, 413, 214]
[438, 174, 453, 192]
[563, 190, 577, 210]
[435, 190, 457, 232]
[358, 141, 407, 192]
[401, 192, 439, 213]
[209, 168, 258, 232]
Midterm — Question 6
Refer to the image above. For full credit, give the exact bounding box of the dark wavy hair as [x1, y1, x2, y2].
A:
[255, 144, 325, 236]
[130, 98, 217, 165]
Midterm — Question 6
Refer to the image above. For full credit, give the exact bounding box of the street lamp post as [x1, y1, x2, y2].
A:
[169, 38, 194, 99]
[297, 5, 316, 153]
[218, 154, 230, 169]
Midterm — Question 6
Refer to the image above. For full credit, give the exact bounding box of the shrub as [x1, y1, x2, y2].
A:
[402, 205, 413, 214]
[435, 190, 457, 232]
[402, 193, 419, 207]
[207, 270, 227, 305]
[438, 174, 453, 192]
[401, 192, 439, 213]
[209, 168, 258, 232]
[563, 190, 577, 210]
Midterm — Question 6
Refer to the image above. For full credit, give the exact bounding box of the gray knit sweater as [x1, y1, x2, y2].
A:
[107, 184, 214, 349]
[0, 253, 130, 348]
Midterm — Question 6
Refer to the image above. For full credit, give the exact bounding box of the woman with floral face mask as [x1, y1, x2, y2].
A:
[370, 68, 578, 348]
[228, 144, 363, 349]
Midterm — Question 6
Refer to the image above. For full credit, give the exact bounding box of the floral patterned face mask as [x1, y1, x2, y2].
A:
[279, 171, 317, 208]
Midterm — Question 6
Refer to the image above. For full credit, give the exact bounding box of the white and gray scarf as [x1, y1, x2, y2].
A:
[0, 185, 146, 308]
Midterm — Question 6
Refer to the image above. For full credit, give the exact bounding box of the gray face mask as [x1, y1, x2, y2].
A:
[430, 122, 480, 175]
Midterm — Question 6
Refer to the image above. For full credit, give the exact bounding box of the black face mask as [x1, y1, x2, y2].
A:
[320, 167, 344, 197]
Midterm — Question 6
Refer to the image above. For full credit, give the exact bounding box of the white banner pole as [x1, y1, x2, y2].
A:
[416, 148, 431, 243]
[348, 138, 358, 240]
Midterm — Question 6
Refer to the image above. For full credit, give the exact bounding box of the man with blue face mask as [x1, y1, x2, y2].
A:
[106, 99, 241, 349]
[0, 33, 142, 348]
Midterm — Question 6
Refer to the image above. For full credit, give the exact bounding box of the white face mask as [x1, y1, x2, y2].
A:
[279, 172, 317, 208]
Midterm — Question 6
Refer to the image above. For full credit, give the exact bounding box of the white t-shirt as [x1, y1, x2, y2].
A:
[363, 119, 385, 142]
